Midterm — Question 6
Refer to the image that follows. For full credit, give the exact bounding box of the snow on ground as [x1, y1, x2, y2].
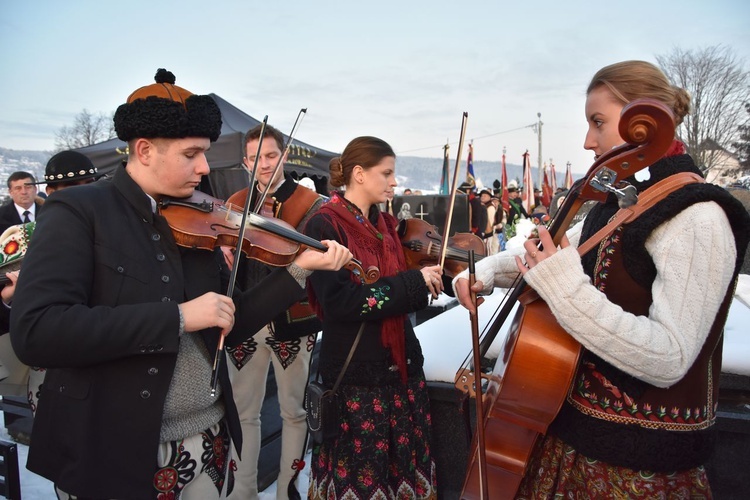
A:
[0, 425, 53, 498]
[0, 421, 313, 499]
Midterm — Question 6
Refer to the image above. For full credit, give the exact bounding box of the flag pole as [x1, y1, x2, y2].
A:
[536, 112, 543, 190]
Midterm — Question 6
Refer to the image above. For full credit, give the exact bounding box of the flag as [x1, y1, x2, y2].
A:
[500, 147, 509, 212]
[550, 160, 557, 193]
[439, 143, 450, 195]
[565, 161, 574, 189]
[542, 165, 553, 208]
[466, 142, 475, 186]
[521, 150, 534, 214]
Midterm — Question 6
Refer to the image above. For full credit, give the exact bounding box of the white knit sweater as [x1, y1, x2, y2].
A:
[455, 201, 736, 388]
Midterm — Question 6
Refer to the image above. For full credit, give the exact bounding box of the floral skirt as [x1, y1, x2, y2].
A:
[516, 433, 712, 499]
[308, 374, 437, 500]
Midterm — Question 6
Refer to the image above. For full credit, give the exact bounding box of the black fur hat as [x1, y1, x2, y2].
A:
[113, 69, 222, 142]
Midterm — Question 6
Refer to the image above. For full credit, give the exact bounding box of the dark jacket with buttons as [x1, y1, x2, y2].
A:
[10, 165, 304, 498]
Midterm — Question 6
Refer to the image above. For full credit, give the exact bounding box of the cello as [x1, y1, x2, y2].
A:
[458, 98, 676, 499]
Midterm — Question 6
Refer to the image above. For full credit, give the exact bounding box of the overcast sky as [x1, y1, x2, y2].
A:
[1, 0, 748, 175]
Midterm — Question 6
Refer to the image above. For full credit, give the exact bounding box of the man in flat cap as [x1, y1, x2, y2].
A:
[11, 68, 351, 499]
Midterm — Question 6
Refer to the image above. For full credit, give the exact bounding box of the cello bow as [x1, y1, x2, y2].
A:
[467, 249, 489, 499]
[437, 112, 491, 498]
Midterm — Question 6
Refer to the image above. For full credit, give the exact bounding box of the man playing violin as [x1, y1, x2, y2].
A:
[222, 124, 326, 499]
[10, 68, 352, 499]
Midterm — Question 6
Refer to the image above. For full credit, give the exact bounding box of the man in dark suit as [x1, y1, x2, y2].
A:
[0, 171, 42, 233]
[10, 68, 351, 499]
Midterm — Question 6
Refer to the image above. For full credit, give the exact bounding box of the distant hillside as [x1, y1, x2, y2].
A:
[0, 146, 566, 198]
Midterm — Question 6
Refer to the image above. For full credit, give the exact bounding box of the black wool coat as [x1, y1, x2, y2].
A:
[10, 165, 304, 498]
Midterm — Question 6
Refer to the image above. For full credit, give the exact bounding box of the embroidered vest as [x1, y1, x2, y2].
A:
[227, 178, 323, 341]
[549, 156, 750, 472]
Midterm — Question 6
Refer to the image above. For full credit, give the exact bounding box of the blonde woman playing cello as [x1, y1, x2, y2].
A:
[454, 60, 750, 498]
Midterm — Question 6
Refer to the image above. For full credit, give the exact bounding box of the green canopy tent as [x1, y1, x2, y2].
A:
[75, 94, 336, 200]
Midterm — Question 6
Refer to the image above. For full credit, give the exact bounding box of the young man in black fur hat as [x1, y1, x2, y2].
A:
[11, 69, 352, 499]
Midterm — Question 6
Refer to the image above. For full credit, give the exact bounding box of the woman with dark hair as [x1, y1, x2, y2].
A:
[455, 61, 750, 497]
[304, 136, 441, 499]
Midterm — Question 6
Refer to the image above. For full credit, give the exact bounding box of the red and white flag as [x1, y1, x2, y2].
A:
[564, 161, 574, 190]
[550, 160, 557, 192]
[542, 164, 553, 208]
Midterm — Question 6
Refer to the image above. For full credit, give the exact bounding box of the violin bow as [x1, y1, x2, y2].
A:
[210, 116, 269, 396]
[253, 108, 308, 214]
[437, 112, 469, 270]
[468, 249, 490, 499]
[439, 114, 490, 498]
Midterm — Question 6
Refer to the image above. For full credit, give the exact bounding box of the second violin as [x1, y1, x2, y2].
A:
[397, 217, 486, 278]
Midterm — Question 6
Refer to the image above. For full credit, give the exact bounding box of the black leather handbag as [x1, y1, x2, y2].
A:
[305, 323, 364, 443]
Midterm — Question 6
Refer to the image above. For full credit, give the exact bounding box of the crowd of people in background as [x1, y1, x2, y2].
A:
[397, 181, 569, 256]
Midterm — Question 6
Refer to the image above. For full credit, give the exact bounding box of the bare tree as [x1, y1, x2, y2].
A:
[656, 45, 750, 179]
[734, 102, 750, 171]
[54, 109, 116, 151]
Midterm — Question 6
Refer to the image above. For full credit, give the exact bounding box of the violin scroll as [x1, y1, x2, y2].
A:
[619, 98, 674, 150]
[358, 265, 381, 284]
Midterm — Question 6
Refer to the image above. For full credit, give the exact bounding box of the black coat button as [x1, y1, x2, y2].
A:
[161, 275, 170, 283]
[156, 254, 166, 261]
[140, 390, 151, 399]
[148, 367, 159, 375]
[151, 234, 161, 241]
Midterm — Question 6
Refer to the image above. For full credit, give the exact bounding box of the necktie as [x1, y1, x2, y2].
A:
[23, 210, 31, 223]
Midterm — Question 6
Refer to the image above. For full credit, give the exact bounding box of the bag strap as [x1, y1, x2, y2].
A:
[577, 172, 704, 256]
[312, 322, 366, 391]
[329, 322, 366, 393]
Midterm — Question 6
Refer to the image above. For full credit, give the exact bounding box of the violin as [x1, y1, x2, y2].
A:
[158, 192, 379, 284]
[397, 218, 486, 278]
